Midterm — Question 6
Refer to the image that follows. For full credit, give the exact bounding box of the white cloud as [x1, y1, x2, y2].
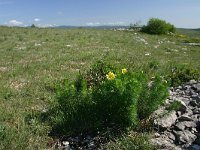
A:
[37, 24, 55, 28]
[6, 20, 23, 26]
[86, 21, 128, 26]
[34, 18, 40, 22]
[86, 22, 100, 26]
[106, 22, 126, 25]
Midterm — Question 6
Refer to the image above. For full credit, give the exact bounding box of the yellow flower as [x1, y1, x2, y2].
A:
[122, 68, 128, 74]
[106, 71, 116, 80]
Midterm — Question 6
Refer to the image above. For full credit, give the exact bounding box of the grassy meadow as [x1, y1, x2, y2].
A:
[0, 26, 200, 149]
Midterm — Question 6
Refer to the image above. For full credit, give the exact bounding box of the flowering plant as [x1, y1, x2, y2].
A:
[53, 61, 168, 134]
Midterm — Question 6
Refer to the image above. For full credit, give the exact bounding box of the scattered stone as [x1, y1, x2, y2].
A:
[190, 80, 198, 85]
[151, 80, 200, 149]
[154, 132, 161, 138]
[0, 67, 9, 72]
[62, 141, 69, 146]
[174, 130, 197, 144]
[150, 137, 175, 150]
[189, 144, 200, 150]
[164, 131, 176, 141]
[178, 114, 193, 121]
[154, 111, 177, 129]
[53, 132, 107, 150]
[176, 111, 182, 117]
[175, 121, 196, 131]
[174, 122, 185, 131]
[176, 100, 187, 112]
[152, 106, 168, 118]
[193, 108, 200, 115]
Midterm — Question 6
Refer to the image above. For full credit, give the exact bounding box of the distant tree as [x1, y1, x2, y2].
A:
[31, 24, 36, 28]
[141, 18, 176, 35]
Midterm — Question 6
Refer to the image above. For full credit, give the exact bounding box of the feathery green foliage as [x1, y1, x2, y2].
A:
[51, 62, 168, 135]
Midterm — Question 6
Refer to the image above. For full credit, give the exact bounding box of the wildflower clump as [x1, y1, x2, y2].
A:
[52, 61, 168, 135]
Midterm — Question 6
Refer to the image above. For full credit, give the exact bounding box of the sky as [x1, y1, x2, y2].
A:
[0, 0, 200, 28]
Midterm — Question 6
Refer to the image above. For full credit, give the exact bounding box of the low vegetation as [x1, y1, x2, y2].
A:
[166, 101, 182, 112]
[0, 25, 199, 149]
[100, 132, 157, 150]
[166, 64, 200, 86]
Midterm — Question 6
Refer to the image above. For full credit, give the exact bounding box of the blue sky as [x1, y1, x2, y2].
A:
[0, 0, 200, 28]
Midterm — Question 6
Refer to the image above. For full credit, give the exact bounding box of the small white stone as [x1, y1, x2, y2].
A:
[145, 52, 151, 56]
[35, 43, 41, 46]
[154, 133, 160, 138]
[62, 141, 69, 146]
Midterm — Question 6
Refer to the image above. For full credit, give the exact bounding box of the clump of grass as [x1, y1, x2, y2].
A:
[166, 101, 182, 112]
[100, 132, 157, 150]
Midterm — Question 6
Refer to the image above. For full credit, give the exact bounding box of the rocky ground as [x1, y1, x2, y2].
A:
[151, 80, 200, 150]
[53, 134, 101, 150]
[53, 80, 200, 150]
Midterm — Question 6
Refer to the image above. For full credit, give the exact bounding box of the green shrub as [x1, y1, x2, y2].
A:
[51, 61, 168, 135]
[54, 70, 142, 134]
[141, 18, 176, 35]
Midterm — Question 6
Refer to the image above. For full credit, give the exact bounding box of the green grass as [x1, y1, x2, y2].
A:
[177, 28, 200, 37]
[166, 101, 182, 112]
[0, 26, 200, 149]
[99, 132, 157, 150]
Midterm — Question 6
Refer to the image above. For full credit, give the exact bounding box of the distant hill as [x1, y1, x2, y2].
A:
[52, 25, 129, 29]
[193, 28, 200, 31]
[177, 28, 200, 31]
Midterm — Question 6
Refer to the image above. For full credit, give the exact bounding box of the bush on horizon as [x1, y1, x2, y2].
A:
[141, 18, 176, 35]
